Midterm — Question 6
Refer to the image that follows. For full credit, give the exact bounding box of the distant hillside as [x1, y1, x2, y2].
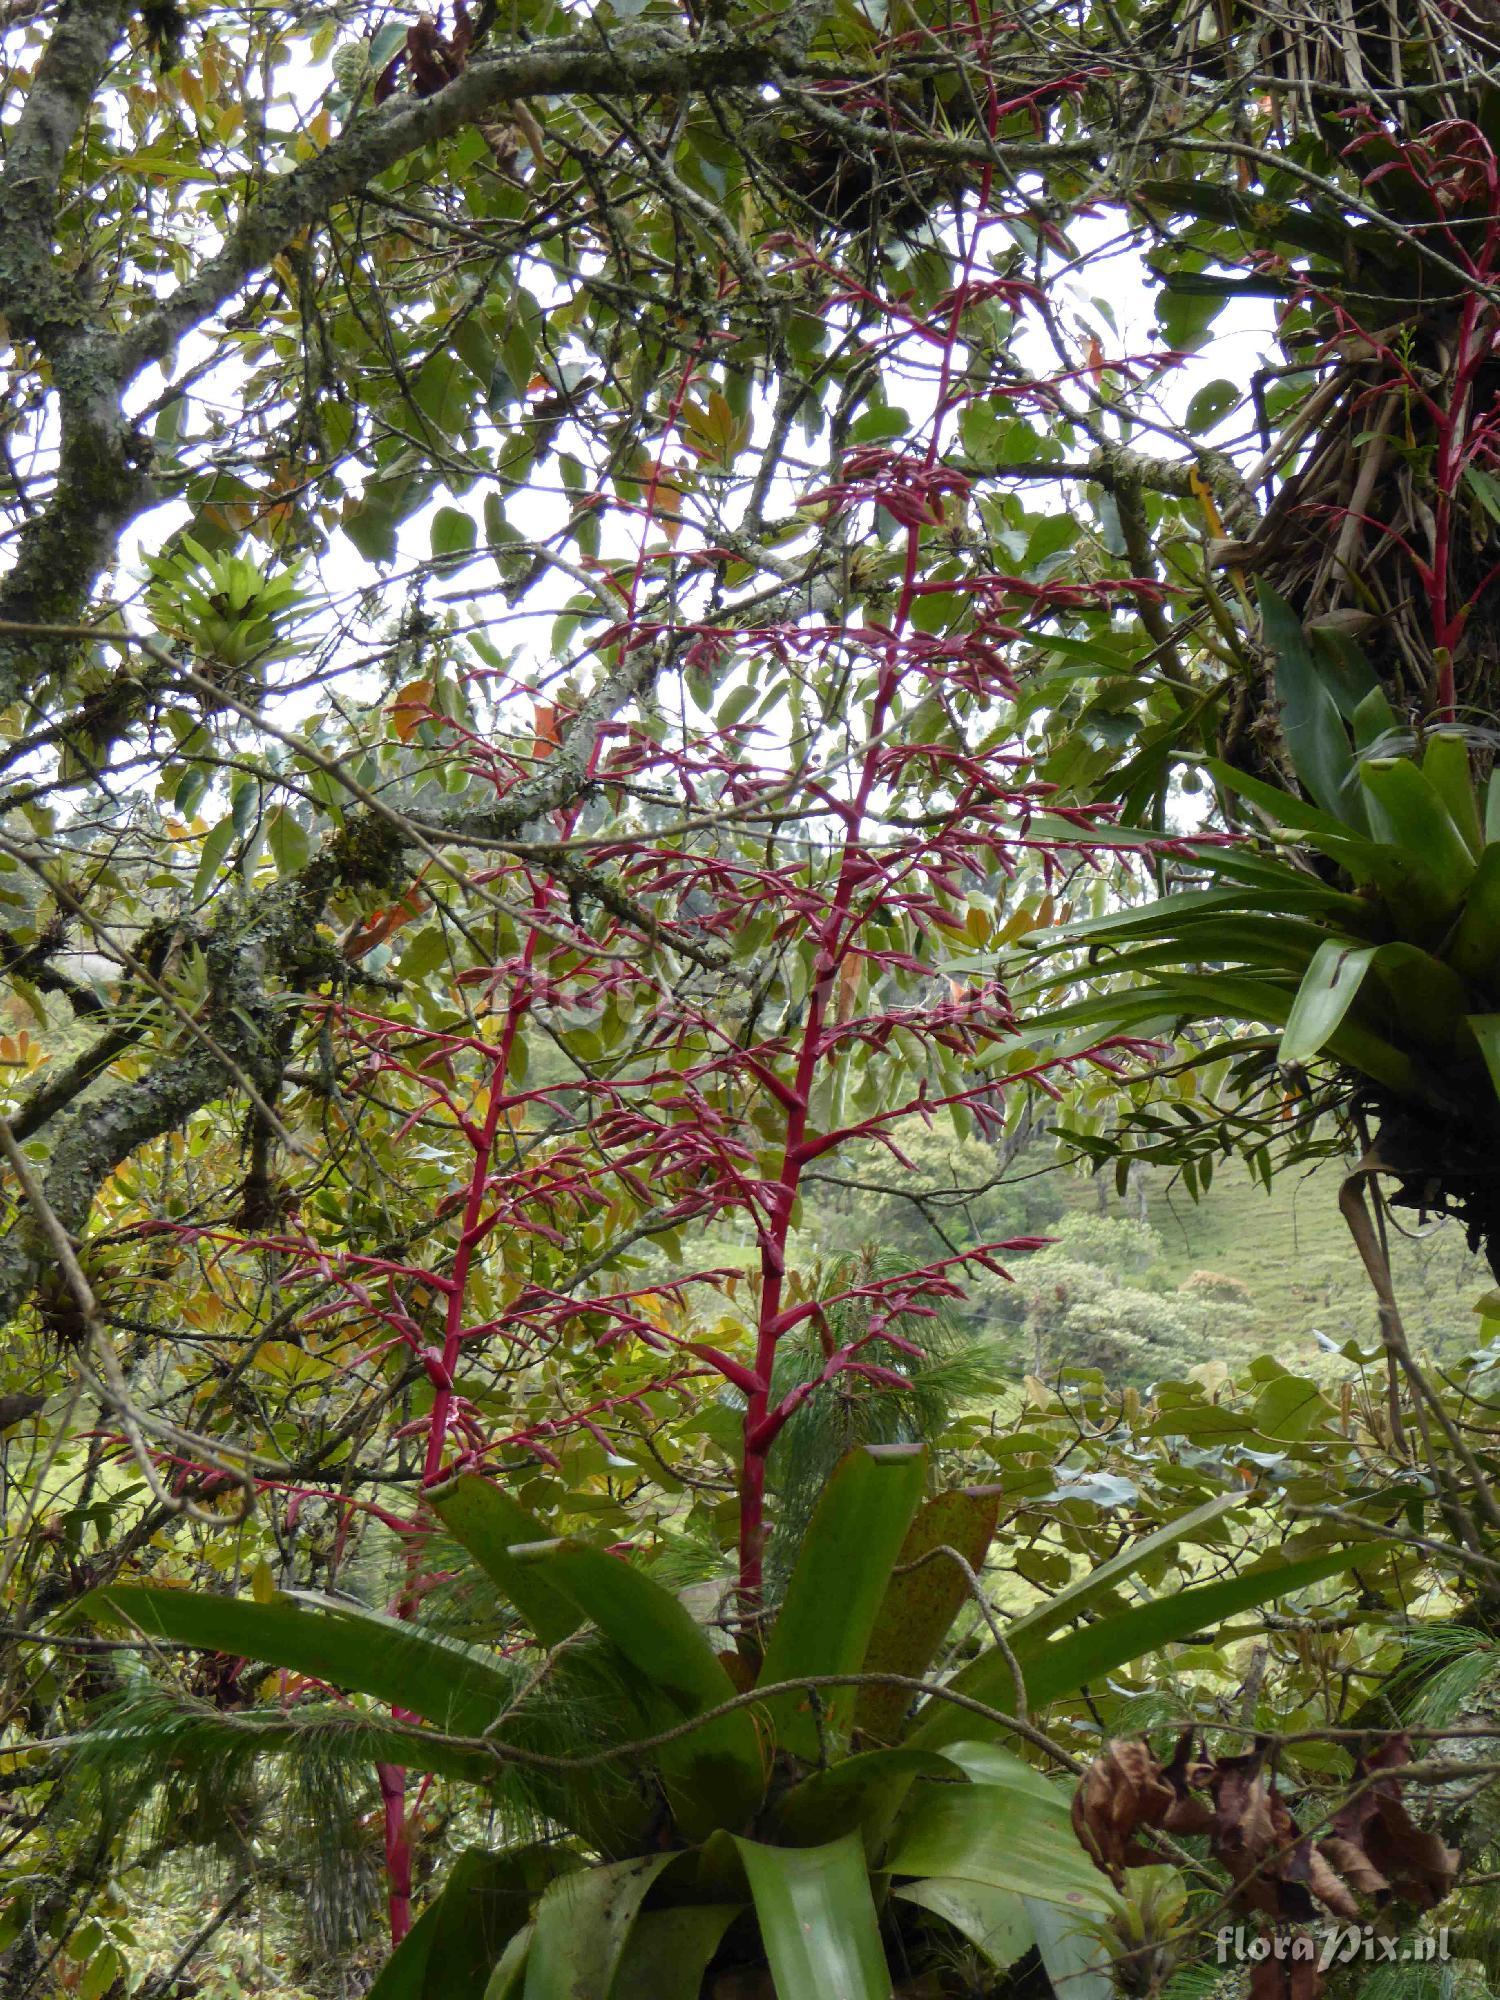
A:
[1060, 1155, 1490, 1367]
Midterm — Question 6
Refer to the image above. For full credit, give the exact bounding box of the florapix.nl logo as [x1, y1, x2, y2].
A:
[1217, 1925, 1452, 1974]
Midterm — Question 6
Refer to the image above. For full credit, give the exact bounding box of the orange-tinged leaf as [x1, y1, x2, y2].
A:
[856, 1486, 1000, 1743]
[343, 880, 430, 959]
[389, 678, 433, 742]
[533, 700, 561, 760]
[836, 951, 862, 1023]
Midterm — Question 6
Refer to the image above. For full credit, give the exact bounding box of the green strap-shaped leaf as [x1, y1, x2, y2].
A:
[1019, 1544, 1389, 1709]
[1467, 463, 1500, 530]
[1259, 582, 1364, 827]
[1467, 1016, 1500, 1107]
[1279, 939, 1376, 1064]
[757, 1443, 927, 1761]
[608, 1904, 740, 2000]
[1190, 840, 1364, 897]
[368, 1846, 569, 2000]
[484, 1926, 532, 2000]
[1305, 625, 1379, 720]
[1039, 971, 1415, 1093]
[1264, 584, 1368, 828]
[733, 1833, 890, 2000]
[1002, 1489, 1243, 1655]
[1446, 844, 1500, 984]
[1360, 758, 1476, 915]
[884, 1779, 1116, 1914]
[512, 1539, 764, 1840]
[1203, 757, 1362, 843]
[774, 1746, 954, 1853]
[523, 1855, 676, 2000]
[1352, 684, 1399, 750]
[856, 1486, 999, 1745]
[1308, 833, 1464, 941]
[892, 1879, 1033, 1973]
[1423, 733, 1483, 857]
[82, 1585, 515, 1735]
[83, 1583, 651, 1858]
[1024, 1543, 1391, 1705]
[1024, 1895, 1115, 2000]
[935, 1740, 1069, 1804]
[1082, 917, 1328, 977]
[1016, 882, 1360, 959]
[1369, 942, 1473, 1056]
[908, 1542, 1389, 1750]
[429, 1474, 583, 1647]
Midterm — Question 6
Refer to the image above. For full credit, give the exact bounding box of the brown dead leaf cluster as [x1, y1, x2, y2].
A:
[1074, 1730, 1459, 1998]
[1320, 1733, 1462, 1911]
[373, 5, 476, 103]
[1075, 1729, 1457, 1914]
[370, 5, 547, 182]
[1071, 1734, 1211, 1878]
[1247, 1950, 1324, 2000]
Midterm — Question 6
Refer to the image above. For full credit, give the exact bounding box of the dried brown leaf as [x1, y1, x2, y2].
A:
[1072, 1738, 1177, 1882]
[1316, 1834, 1390, 1901]
[1247, 1937, 1325, 2000]
[1330, 1733, 1459, 1910]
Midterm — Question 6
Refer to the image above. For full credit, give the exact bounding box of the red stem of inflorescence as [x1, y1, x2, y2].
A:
[127, 25, 1188, 1941]
[1340, 117, 1500, 718]
[734, 55, 1013, 1608]
[419, 962, 533, 1485]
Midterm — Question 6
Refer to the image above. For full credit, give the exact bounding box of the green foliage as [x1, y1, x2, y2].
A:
[1385, 1627, 1500, 1729]
[144, 539, 308, 676]
[5, 0, 1500, 1991]
[1010, 720, 1500, 1274]
[763, 1253, 1008, 1593]
[805, 1125, 1062, 1269]
[77, 1441, 1415, 1996]
[1002, 1217, 1248, 1381]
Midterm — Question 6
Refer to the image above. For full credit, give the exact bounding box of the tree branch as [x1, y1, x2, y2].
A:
[115, 25, 792, 380]
[0, 639, 659, 1328]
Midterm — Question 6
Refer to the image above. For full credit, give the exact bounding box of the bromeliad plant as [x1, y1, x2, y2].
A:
[77, 1450, 1383, 1998]
[143, 538, 309, 685]
[1008, 584, 1500, 1278]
